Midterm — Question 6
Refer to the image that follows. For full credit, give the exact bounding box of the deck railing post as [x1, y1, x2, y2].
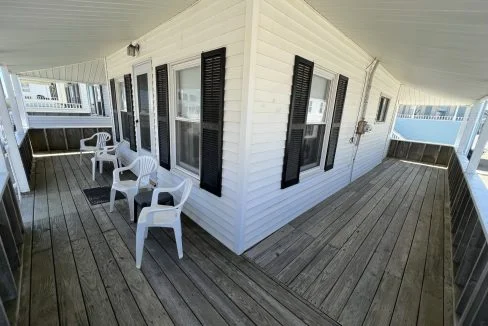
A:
[457, 101, 485, 156]
[11, 74, 29, 130]
[0, 67, 23, 134]
[466, 114, 488, 174]
[0, 85, 30, 192]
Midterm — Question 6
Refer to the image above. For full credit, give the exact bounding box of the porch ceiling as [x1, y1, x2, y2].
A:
[0, 0, 197, 73]
[305, 0, 488, 102]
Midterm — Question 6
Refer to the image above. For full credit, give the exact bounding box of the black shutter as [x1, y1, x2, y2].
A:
[99, 84, 105, 116]
[155, 64, 171, 170]
[325, 74, 348, 171]
[281, 55, 314, 189]
[109, 79, 120, 142]
[124, 74, 137, 151]
[200, 47, 226, 197]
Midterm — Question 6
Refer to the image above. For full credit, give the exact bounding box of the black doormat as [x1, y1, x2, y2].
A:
[83, 186, 125, 205]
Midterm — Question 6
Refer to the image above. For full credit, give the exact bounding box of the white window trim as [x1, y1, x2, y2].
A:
[300, 66, 338, 178]
[114, 75, 129, 144]
[168, 56, 201, 180]
[375, 93, 391, 124]
[132, 59, 156, 157]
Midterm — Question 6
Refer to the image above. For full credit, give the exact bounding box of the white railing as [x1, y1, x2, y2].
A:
[23, 98, 91, 114]
[391, 130, 406, 140]
[397, 113, 465, 121]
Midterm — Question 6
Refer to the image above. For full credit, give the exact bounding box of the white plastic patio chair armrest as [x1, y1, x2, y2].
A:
[146, 205, 175, 212]
[80, 134, 97, 147]
[141, 205, 177, 225]
[151, 186, 181, 207]
[136, 171, 154, 189]
[102, 145, 118, 154]
[112, 166, 132, 182]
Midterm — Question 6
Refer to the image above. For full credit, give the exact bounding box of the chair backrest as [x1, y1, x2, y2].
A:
[96, 132, 111, 149]
[135, 156, 158, 187]
[173, 179, 193, 211]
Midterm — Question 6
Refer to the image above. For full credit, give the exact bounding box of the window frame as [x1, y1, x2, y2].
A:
[300, 66, 338, 177]
[376, 94, 391, 123]
[168, 56, 201, 180]
[114, 76, 128, 143]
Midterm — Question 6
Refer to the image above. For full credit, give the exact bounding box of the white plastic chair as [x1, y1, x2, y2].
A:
[80, 132, 111, 164]
[110, 156, 158, 221]
[135, 179, 192, 268]
[91, 143, 121, 181]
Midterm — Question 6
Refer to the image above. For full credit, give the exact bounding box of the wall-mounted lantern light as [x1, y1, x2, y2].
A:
[127, 43, 140, 57]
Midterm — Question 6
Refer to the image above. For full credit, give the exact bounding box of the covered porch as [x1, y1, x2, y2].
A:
[14, 152, 337, 326]
[8, 150, 471, 326]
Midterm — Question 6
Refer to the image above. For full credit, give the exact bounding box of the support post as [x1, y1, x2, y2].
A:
[458, 101, 485, 156]
[453, 105, 459, 121]
[0, 85, 29, 192]
[11, 74, 29, 129]
[0, 66, 23, 134]
[466, 115, 488, 174]
[455, 107, 470, 149]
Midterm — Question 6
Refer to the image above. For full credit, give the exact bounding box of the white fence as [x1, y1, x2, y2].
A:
[24, 98, 90, 114]
[391, 130, 406, 140]
[397, 113, 464, 121]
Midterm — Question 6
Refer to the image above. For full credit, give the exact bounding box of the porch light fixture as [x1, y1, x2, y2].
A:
[127, 43, 140, 57]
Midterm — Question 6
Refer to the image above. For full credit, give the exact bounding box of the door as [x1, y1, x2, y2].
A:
[133, 61, 154, 156]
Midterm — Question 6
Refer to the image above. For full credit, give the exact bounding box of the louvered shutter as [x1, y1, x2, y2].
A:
[155, 64, 171, 170]
[124, 74, 137, 151]
[99, 84, 105, 116]
[324, 74, 348, 171]
[200, 48, 226, 197]
[281, 55, 314, 189]
[109, 79, 120, 142]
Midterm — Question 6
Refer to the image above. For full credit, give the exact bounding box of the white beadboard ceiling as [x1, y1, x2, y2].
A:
[18, 59, 107, 84]
[0, 0, 197, 73]
[305, 0, 488, 102]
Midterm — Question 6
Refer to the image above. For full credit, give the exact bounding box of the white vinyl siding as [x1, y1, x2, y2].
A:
[105, 0, 401, 253]
[351, 65, 400, 180]
[106, 0, 246, 251]
[242, 0, 401, 249]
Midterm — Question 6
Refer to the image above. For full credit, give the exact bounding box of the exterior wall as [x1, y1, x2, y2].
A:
[104, 0, 402, 253]
[105, 0, 246, 251]
[351, 65, 401, 180]
[241, 0, 401, 249]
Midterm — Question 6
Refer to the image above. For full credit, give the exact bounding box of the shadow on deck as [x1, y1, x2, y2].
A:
[245, 159, 454, 326]
[16, 153, 336, 326]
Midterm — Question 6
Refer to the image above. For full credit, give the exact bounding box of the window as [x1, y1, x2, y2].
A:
[173, 62, 201, 175]
[376, 96, 390, 122]
[300, 73, 332, 172]
[116, 79, 130, 142]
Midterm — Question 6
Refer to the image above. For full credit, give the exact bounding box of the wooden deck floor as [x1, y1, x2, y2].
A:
[245, 159, 454, 326]
[17, 153, 337, 326]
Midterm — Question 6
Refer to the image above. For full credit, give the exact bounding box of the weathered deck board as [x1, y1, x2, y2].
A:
[30, 160, 59, 326]
[17, 153, 336, 326]
[338, 166, 427, 326]
[45, 157, 89, 326]
[17, 155, 454, 326]
[245, 161, 454, 326]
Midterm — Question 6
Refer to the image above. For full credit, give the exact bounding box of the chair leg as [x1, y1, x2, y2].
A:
[109, 188, 116, 212]
[92, 159, 96, 181]
[99, 161, 103, 174]
[80, 151, 82, 164]
[174, 222, 183, 259]
[135, 225, 146, 269]
[127, 192, 136, 222]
